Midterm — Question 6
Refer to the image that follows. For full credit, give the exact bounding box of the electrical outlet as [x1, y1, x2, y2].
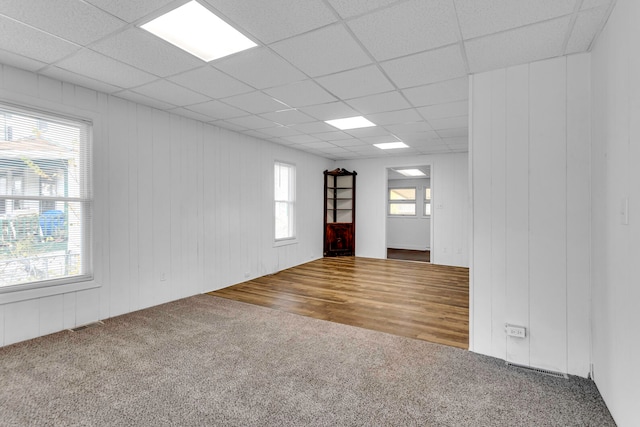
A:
[244, 271, 250, 278]
[160, 272, 166, 282]
[505, 324, 526, 338]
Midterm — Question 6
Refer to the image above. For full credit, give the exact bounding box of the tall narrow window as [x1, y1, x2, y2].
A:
[0, 104, 92, 290]
[274, 162, 295, 241]
[424, 187, 431, 216]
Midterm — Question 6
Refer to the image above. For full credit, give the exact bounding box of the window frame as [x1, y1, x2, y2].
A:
[0, 102, 94, 296]
[388, 186, 417, 217]
[423, 186, 432, 217]
[274, 161, 297, 245]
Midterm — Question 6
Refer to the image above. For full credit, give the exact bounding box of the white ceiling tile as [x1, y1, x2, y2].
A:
[55, 49, 157, 89]
[437, 128, 468, 138]
[260, 109, 315, 126]
[346, 91, 410, 115]
[213, 48, 306, 89]
[271, 24, 371, 77]
[168, 107, 216, 123]
[418, 101, 468, 120]
[442, 136, 469, 146]
[243, 129, 271, 140]
[566, 6, 609, 54]
[381, 45, 467, 89]
[91, 28, 203, 77]
[43, 67, 122, 94]
[360, 135, 403, 144]
[454, 0, 576, 39]
[428, 115, 468, 130]
[348, 0, 459, 61]
[393, 132, 440, 143]
[226, 115, 278, 130]
[465, 17, 571, 73]
[402, 77, 469, 107]
[581, 0, 612, 9]
[264, 80, 336, 108]
[114, 90, 177, 110]
[168, 66, 252, 99]
[344, 126, 392, 138]
[316, 65, 394, 100]
[0, 0, 126, 45]
[203, 0, 336, 44]
[298, 102, 360, 121]
[312, 131, 353, 141]
[223, 91, 289, 114]
[132, 80, 210, 106]
[260, 126, 301, 137]
[186, 100, 247, 120]
[385, 122, 434, 134]
[327, 0, 397, 19]
[365, 109, 423, 126]
[0, 49, 45, 72]
[290, 121, 336, 134]
[0, 15, 79, 64]
[331, 139, 367, 147]
[85, 0, 176, 23]
[283, 134, 322, 144]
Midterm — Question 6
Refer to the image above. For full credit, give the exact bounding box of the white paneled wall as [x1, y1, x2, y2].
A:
[590, 0, 640, 425]
[470, 54, 591, 376]
[0, 64, 332, 347]
[340, 153, 468, 267]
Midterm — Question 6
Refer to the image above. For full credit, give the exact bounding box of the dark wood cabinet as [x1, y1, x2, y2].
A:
[324, 168, 356, 257]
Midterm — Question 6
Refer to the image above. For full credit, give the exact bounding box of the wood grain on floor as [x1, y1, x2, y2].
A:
[208, 257, 469, 349]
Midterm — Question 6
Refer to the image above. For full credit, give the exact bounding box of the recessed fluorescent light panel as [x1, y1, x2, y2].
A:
[325, 116, 376, 130]
[395, 168, 425, 177]
[374, 142, 409, 150]
[141, 1, 257, 62]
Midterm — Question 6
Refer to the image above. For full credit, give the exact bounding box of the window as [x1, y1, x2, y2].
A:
[424, 187, 431, 216]
[0, 104, 92, 291]
[274, 162, 295, 241]
[389, 187, 416, 216]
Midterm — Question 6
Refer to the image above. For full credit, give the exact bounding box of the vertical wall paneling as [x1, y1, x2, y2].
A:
[0, 304, 4, 346]
[38, 294, 64, 336]
[504, 64, 531, 366]
[169, 114, 184, 300]
[136, 104, 155, 309]
[95, 92, 110, 320]
[566, 54, 592, 376]
[108, 96, 132, 317]
[228, 132, 242, 285]
[490, 69, 507, 358]
[202, 130, 216, 291]
[127, 100, 141, 311]
[62, 292, 76, 329]
[470, 71, 493, 355]
[75, 288, 100, 326]
[4, 299, 40, 346]
[528, 57, 568, 373]
[214, 128, 231, 289]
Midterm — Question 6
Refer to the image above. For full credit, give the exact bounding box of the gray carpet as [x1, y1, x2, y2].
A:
[0, 295, 614, 426]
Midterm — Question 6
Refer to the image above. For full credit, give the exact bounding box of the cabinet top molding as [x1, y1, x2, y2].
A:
[324, 168, 357, 176]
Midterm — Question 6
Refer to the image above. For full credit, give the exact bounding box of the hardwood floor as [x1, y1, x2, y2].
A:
[208, 257, 469, 349]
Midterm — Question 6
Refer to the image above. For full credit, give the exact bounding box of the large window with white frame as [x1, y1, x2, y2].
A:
[0, 103, 92, 291]
[274, 161, 295, 241]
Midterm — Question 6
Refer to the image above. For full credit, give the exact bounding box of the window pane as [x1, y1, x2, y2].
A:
[274, 163, 290, 201]
[424, 202, 431, 216]
[425, 188, 431, 200]
[389, 203, 415, 215]
[274, 162, 295, 240]
[389, 188, 415, 201]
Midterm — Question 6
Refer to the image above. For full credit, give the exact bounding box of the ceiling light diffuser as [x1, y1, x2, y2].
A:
[141, 1, 257, 62]
[325, 116, 376, 130]
[374, 142, 408, 150]
[395, 169, 425, 177]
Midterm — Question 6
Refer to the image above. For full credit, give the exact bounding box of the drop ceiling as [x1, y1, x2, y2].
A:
[0, 0, 614, 160]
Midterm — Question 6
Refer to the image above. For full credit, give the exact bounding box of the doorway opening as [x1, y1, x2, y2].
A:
[386, 165, 432, 263]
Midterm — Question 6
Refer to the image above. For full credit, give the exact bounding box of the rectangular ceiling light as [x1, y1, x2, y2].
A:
[141, 1, 257, 62]
[325, 116, 376, 130]
[395, 168, 425, 177]
[374, 142, 408, 150]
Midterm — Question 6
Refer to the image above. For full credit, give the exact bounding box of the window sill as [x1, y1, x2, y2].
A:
[0, 275, 97, 304]
[274, 238, 298, 248]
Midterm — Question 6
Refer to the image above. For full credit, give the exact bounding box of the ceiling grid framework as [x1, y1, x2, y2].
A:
[0, 0, 616, 160]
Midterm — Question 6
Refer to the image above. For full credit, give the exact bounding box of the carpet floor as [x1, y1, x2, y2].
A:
[0, 295, 614, 426]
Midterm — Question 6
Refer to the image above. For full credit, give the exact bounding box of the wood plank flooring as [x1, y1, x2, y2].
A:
[208, 257, 469, 349]
[387, 248, 430, 263]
